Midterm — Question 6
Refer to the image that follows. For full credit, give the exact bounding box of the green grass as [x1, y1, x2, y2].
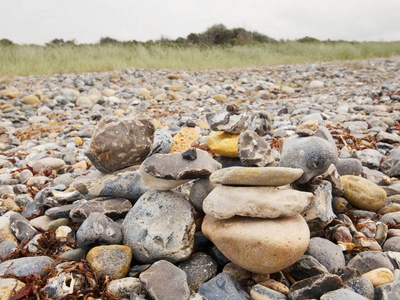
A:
[1, 42, 400, 77]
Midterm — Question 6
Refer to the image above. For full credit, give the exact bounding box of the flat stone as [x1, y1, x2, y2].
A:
[139, 149, 221, 191]
[320, 289, 369, 300]
[86, 116, 154, 173]
[22, 95, 41, 105]
[69, 198, 132, 223]
[178, 252, 218, 292]
[341, 175, 387, 212]
[238, 129, 274, 167]
[0, 256, 55, 277]
[288, 274, 343, 300]
[376, 131, 400, 144]
[286, 255, 329, 281]
[123, 191, 195, 263]
[347, 251, 394, 274]
[210, 166, 303, 186]
[58, 248, 87, 261]
[0, 278, 25, 300]
[198, 273, 251, 300]
[45, 203, 79, 219]
[107, 277, 142, 298]
[76, 212, 122, 249]
[139, 260, 190, 300]
[86, 245, 132, 279]
[8, 212, 38, 242]
[203, 185, 313, 219]
[202, 214, 309, 274]
[206, 131, 239, 157]
[29, 215, 53, 231]
[305, 237, 345, 273]
[31, 157, 66, 173]
[363, 267, 394, 287]
[280, 135, 338, 184]
[170, 126, 200, 153]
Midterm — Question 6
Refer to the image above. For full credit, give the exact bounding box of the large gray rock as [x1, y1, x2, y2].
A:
[139, 149, 221, 191]
[123, 191, 195, 263]
[198, 273, 251, 300]
[381, 147, 400, 177]
[86, 116, 154, 173]
[305, 237, 345, 273]
[280, 135, 338, 184]
[139, 260, 190, 300]
[0, 256, 55, 277]
[238, 129, 274, 167]
[347, 251, 394, 274]
[76, 212, 122, 249]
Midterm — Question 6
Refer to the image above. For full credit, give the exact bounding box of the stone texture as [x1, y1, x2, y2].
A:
[305, 237, 345, 273]
[107, 277, 142, 298]
[170, 126, 200, 153]
[86, 245, 132, 279]
[202, 214, 309, 274]
[238, 129, 274, 167]
[341, 175, 387, 212]
[189, 178, 216, 213]
[31, 157, 66, 173]
[320, 289, 369, 300]
[381, 147, 400, 177]
[383, 236, 400, 251]
[198, 273, 251, 300]
[363, 268, 394, 287]
[347, 251, 394, 274]
[250, 284, 287, 300]
[203, 185, 313, 219]
[375, 281, 400, 300]
[206, 131, 240, 157]
[0, 278, 25, 300]
[139, 260, 190, 300]
[210, 166, 303, 186]
[0, 256, 55, 277]
[285, 255, 329, 281]
[280, 135, 338, 184]
[0, 241, 17, 259]
[147, 129, 173, 157]
[288, 274, 343, 300]
[86, 116, 154, 173]
[336, 158, 363, 176]
[123, 191, 195, 263]
[344, 275, 375, 300]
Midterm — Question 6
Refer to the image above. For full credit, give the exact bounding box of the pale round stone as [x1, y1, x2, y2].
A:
[202, 214, 310, 274]
[363, 268, 394, 287]
[210, 166, 303, 186]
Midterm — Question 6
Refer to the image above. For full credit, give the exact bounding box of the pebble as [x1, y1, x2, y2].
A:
[0, 256, 55, 277]
[347, 251, 394, 274]
[198, 273, 251, 300]
[238, 129, 274, 167]
[363, 267, 394, 287]
[107, 277, 142, 298]
[320, 288, 369, 300]
[288, 274, 343, 300]
[206, 131, 240, 157]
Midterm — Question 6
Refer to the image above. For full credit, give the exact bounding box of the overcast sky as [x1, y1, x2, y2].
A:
[2, 0, 400, 45]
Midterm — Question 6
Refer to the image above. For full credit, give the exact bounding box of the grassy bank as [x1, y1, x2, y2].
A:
[1, 41, 400, 77]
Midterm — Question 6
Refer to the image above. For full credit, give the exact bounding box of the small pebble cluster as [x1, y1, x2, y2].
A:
[0, 58, 400, 299]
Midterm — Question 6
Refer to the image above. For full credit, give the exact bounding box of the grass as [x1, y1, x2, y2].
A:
[1, 41, 400, 77]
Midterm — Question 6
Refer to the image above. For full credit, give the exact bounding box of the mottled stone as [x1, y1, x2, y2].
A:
[206, 131, 240, 157]
[341, 175, 387, 212]
[87, 245, 132, 279]
[170, 126, 200, 153]
[107, 277, 142, 298]
[306, 237, 345, 273]
[288, 274, 343, 300]
[203, 185, 313, 219]
[347, 251, 394, 274]
[86, 116, 154, 173]
[0, 256, 55, 277]
[238, 129, 274, 167]
[202, 214, 309, 274]
[123, 191, 195, 263]
[344, 275, 375, 300]
[139, 260, 190, 300]
[198, 273, 251, 300]
[9, 212, 38, 242]
[147, 129, 173, 157]
[206, 110, 246, 134]
[363, 268, 394, 287]
[210, 166, 303, 186]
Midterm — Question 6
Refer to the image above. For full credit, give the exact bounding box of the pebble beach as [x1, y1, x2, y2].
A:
[1, 57, 400, 299]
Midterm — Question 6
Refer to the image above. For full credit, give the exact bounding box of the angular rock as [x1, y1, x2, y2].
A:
[86, 116, 154, 173]
[244, 111, 272, 136]
[147, 129, 173, 157]
[280, 135, 338, 184]
[305, 237, 345, 273]
[356, 149, 383, 169]
[321, 164, 344, 196]
[238, 129, 274, 167]
[210, 166, 303, 186]
[76, 212, 122, 249]
[203, 185, 313, 219]
[139, 149, 221, 191]
[286, 255, 329, 281]
[123, 191, 195, 263]
[202, 214, 309, 274]
[347, 251, 394, 274]
[69, 198, 132, 223]
[86, 245, 132, 279]
[341, 175, 387, 212]
[139, 260, 190, 300]
[206, 131, 239, 157]
[8, 212, 38, 242]
[198, 273, 251, 300]
[206, 111, 246, 134]
[288, 274, 343, 300]
[0, 256, 55, 277]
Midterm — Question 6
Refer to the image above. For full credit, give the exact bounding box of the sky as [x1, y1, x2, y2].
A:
[2, 0, 400, 45]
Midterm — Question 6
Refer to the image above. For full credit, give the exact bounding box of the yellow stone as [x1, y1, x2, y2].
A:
[364, 268, 394, 287]
[212, 94, 227, 102]
[114, 109, 125, 116]
[169, 84, 183, 91]
[0, 226, 18, 243]
[166, 74, 183, 80]
[206, 131, 239, 157]
[170, 127, 200, 153]
[22, 95, 41, 105]
[72, 160, 87, 170]
[143, 84, 154, 90]
[153, 120, 162, 129]
[0, 104, 12, 110]
[139, 90, 151, 100]
[0, 278, 25, 300]
[74, 136, 83, 146]
[1, 87, 20, 98]
[198, 122, 209, 129]
[168, 91, 182, 100]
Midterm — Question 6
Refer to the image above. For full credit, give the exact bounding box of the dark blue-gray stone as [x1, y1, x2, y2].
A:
[288, 274, 343, 300]
[286, 255, 329, 281]
[345, 275, 375, 300]
[189, 178, 216, 213]
[198, 273, 251, 300]
[0, 256, 55, 276]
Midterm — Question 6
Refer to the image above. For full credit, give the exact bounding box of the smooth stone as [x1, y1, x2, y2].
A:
[250, 284, 287, 300]
[48, 218, 70, 230]
[203, 185, 313, 219]
[375, 281, 400, 300]
[76, 212, 122, 249]
[341, 175, 387, 212]
[147, 129, 173, 157]
[223, 262, 252, 284]
[45, 203, 79, 219]
[309, 80, 324, 88]
[362, 167, 387, 185]
[170, 126, 200, 153]
[288, 274, 343, 300]
[69, 198, 132, 223]
[320, 289, 369, 300]
[344, 275, 375, 300]
[139, 260, 190, 300]
[210, 166, 303, 186]
[356, 149, 383, 169]
[107, 277, 142, 298]
[178, 252, 218, 292]
[376, 132, 400, 144]
[347, 251, 394, 274]
[86, 245, 132, 279]
[381, 147, 400, 177]
[0, 256, 55, 277]
[139, 149, 222, 191]
[0, 278, 25, 300]
[0, 241, 17, 260]
[58, 248, 87, 261]
[285, 255, 329, 281]
[305, 237, 345, 273]
[123, 191, 195, 263]
[280, 135, 338, 184]
[363, 268, 394, 287]
[238, 129, 274, 167]
[198, 273, 251, 300]
[202, 214, 310, 274]
[29, 215, 53, 231]
[189, 178, 216, 213]
[31, 157, 66, 173]
[86, 116, 154, 173]
[206, 131, 240, 157]
[383, 181, 400, 197]
[383, 236, 400, 251]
